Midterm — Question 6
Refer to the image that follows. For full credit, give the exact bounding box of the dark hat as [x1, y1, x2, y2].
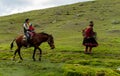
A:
[90, 21, 93, 23]
[25, 18, 29, 22]
[89, 21, 94, 27]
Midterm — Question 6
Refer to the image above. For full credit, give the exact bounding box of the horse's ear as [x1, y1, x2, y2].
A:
[49, 34, 52, 36]
[49, 34, 53, 38]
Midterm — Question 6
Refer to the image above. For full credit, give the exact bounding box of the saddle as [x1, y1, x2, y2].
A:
[23, 32, 35, 41]
[23, 35, 27, 41]
[23, 35, 32, 47]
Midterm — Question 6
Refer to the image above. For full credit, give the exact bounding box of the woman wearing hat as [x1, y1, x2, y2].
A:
[23, 18, 31, 41]
[82, 21, 98, 54]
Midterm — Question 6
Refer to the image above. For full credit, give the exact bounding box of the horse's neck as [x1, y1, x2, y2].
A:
[42, 35, 49, 42]
[36, 33, 49, 42]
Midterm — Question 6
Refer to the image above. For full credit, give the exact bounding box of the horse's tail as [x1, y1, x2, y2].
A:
[10, 39, 16, 50]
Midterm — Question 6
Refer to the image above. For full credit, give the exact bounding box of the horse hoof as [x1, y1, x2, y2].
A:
[17, 60, 22, 63]
[20, 58, 23, 61]
[12, 58, 15, 61]
[33, 59, 36, 61]
[12, 59, 15, 61]
[39, 58, 41, 61]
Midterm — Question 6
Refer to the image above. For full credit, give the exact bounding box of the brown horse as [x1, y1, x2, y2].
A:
[10, 32, 55, 61]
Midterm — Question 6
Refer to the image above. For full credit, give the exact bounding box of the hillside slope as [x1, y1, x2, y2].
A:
[0, 0, 120, 76]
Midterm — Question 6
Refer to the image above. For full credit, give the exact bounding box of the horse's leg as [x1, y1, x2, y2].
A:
[37, 47, 42, 61]
[13, 48, 19, 60]
[32, 47, 37, 61]
[18, 47, 23, 60]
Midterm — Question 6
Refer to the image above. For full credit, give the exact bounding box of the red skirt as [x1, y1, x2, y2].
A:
[83, 37, 98, 47]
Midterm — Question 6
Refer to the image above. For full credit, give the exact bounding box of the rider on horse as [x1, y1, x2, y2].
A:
[23, 18, 35, 41]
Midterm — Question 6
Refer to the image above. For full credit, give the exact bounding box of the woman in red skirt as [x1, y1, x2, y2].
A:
[82, 21, 98, 54]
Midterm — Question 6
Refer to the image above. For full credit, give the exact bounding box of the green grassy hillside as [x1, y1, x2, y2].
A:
[0, 0, 120, 76]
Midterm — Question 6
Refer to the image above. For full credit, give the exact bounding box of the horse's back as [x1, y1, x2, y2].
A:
[15, 35, 25, 44]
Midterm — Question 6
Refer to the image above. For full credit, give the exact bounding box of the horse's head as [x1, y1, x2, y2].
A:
[47, 35, 55, 49]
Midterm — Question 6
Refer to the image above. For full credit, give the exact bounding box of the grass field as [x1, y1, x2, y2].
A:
[0, 0, 120, 76]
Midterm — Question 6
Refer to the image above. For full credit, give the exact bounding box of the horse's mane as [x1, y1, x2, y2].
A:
[39, 32, 49, 36]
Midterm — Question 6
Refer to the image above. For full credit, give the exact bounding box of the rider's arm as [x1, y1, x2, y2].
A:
[23, 23, 29, 30]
